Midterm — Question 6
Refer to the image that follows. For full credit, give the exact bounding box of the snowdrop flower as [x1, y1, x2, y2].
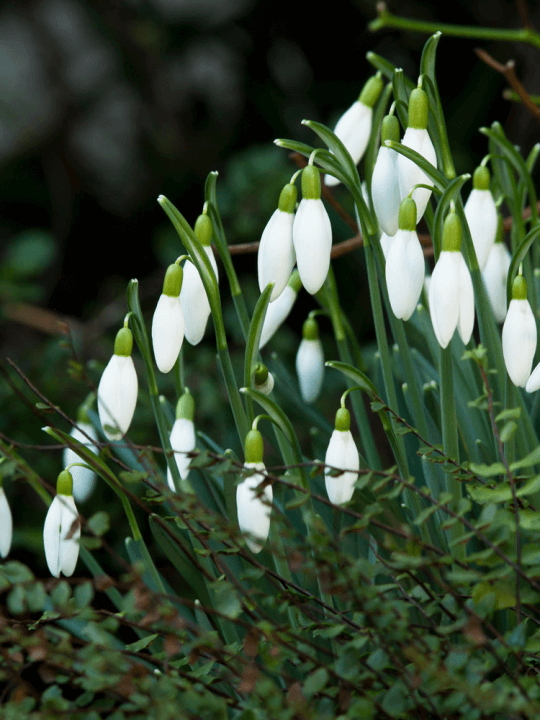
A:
[296, 317, 324, 404]
[43, 470, 80, 578]
[482, 219, 511, 323]
[464, 166, 498, 271]
[236, 429, 272, 553]
[325, 408, 360, 505]
[325, 73, 383, 187]
[152, 262, 184, 373]
[0, 479, 12, 558]
[64, 410, 99, 503]
[293, 166, 332, 295]
[181, 214, 219, 345]
[429, 213, 475, 348]
[167, 389, 196, 493]
[385, 197, 424, 321]
[397, 87, 437, 222]
[503, 276, 537, 387]
[253, 362, 274, 395]
[259, 271, 301, 349]
[258, 183, 297, 302]
[372, 115, 402, 236]
[98, 326, 138, 441]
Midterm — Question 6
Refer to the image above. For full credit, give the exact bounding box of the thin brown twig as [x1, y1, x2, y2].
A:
[516, 0, 534, 30]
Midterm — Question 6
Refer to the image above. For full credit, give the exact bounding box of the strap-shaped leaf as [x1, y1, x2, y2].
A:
[244, 283, 273, 393]
[385, 140, 448, 191]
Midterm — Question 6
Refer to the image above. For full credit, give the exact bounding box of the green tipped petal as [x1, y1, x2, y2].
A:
[473, 166, 490, 191]
[359, 73, 383, 109]
[302, 317, 319, 340]
[194, 214, 213, 247]
[335, 407, 351, 432]
[442, 213, 462, 253]
[512, 275, 527, 300]
[176, 388, 195, 421]
[301, 166, 321, 200]
[162, 263, 183, 297]
[278, 183, 298, 214]
[245, 429, 264, 464]
[381, 115, 400, 145]
[408, 88, 429, 130]
[398, 197, 417, 231]
[57, 469, 73, 496]
[114, 327, 133, 357]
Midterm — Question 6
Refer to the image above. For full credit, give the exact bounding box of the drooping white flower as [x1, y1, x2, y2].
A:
[259, 271, 300, 349]
[152, 261, 185, 372]
[97, 327, 138, 441]
[325, 408, 360, 505]
[296, 317, 324, 404]
[464, 166, 498, 271]
[63, 422, 99, 503]
[372, 115, 401, 236]
[236, 430, 272, 554]
[385, 198, 424, 321]
[43, 470, 80, 578]
[482, 233, 511, 324]
[258, 183, 297, 302]
[325, 73, 383, 187]
[167, 389, 196, 492]
[253, 362, 274, 396]
[181, 214, 219, 345]
[293, 166, 332, 295]
[429, 214, 475, 349]
[397, 88, 437, 222]
[0, 485, 13, 558]
[503, 276, 537, 387]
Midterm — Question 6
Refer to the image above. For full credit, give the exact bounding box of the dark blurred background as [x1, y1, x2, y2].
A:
[1, 0, 539, 567]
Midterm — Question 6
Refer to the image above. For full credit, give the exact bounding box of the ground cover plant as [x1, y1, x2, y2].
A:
[3, 5, 540, 719]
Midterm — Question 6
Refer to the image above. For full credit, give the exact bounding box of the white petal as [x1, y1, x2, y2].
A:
[43, 496, 62, 577]
[397, 127, 437, 221]
[380, 232, 394, 260]
[292, 199, 332, 295]
[429, 252, 460, 349]
[167, 418, 197, 490]
[457, 254, 475, 345]
[386, 230, 424, 321]
[482, 243, 511, 323]
[63, 424, 99, 503]
[152, 294, 185, 373]
[97, 355, 138, 441]
[502, 299, 537, 386]
[58, 495, 80, 577]
[258, 209, 295, 301]
[259, 285, 297, 349]
[371, 146, 401, 236]
[464, 189, 498, 271]
[296, 338, 324, 404]
[325, 102, 372, 187]
[236, 462, 272, 553]
[325, 430, 360, 505]
[0, 488, 13, 558]
[526, 362, 540, 393]
[180, 248, 218, 346]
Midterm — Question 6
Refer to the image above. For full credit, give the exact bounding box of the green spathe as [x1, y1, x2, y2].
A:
[114, 327, 133, 357]
[408, 88, 429, 130]
[381, 115, 400, 145]
[245, 429, 264, 464]
[194, 214, 212, 247]
[359, 72, 383, 109]
[512, 275, 527, 300]
[162, 263, 183, 297]
[278, 183, 298, 214]
[398, 197, 417, 231]
[302, 317, 319, 340]
[473, 166, 490, 191]
[254, 362, 269, 386]
[301, 166, 321, 200]
[57, 469, 73, 496]
[335, 407, 351, 432]
[176, 389, 195, 421]
[442, 213, 462, 253]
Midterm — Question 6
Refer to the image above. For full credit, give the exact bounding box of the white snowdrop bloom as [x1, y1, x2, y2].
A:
[482, 235, 511, 323]
[258, 183, 297, 302]
[63, 422, 99, 503]
[259, 271, 300, 349]
[385, 198, 424, 321]
[293, 166, 332, 295]
[97, 327, 138, 441]
[152, 262, 185, 372]
[397, 88, 437, 222]
[380, 231, 393, 260]
[253, 363, 274, 396]
[167, 389, 196, 492]
[429, 214, 475, 349]
[526, 362, 540, 393]
[43, 471, 80, 578]
[372, 115, 401, 236]
[0, 486, 13, 558]
[236, 430, 272, 554]
[325, 73, 383, 187]
[325, 409, 360, 505]
[464, 166, 498, 271]
[181, 215, 219, 345]
[296, 318, 324, 404]
[502, 276, 537, 387]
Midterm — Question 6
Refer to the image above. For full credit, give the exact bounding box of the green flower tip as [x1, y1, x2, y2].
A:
[245, 429, 264, 464]
[359, 72, 383, 109]
[398, 197, 417, 231]
[114, 327, 133, 357]
[442, 213, 462, 253]
[301, 166, 321, 200]
[381, 115, 400, 145]
[408, 88, 428, 130]
[162, 263, 183, 297]
[278, 183, 298, 214]
[335, 407, 350, 432]
[57, 469, 73, 496]
[288, 269, 302, 293]
[302, 317, 319, 340]
[194, 214, 213, 247]
[473, 166, 490, 191]
[254, 362, 269, 386]
[176, 389, 195, 421]
[512, 275, 527, 300]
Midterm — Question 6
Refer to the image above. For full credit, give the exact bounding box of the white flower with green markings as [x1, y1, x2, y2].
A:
[236, 429, 272, 554]
[258, 183, 297, 302]
[259, 271, 301, 349]
[43, 470, 80, 578]
[167, 389, 197, 493]
[98, 327, 138, 441]
[325, 408, 360, 505]
[152, 262, 184, 372]
[0, 481, 12, 559]
[464, 166, 498, 271]
[372, 115, 402, 236]
[296, 317, 324, 404]
[503, 276, 537, 387]
[482, 232, 511, 323]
